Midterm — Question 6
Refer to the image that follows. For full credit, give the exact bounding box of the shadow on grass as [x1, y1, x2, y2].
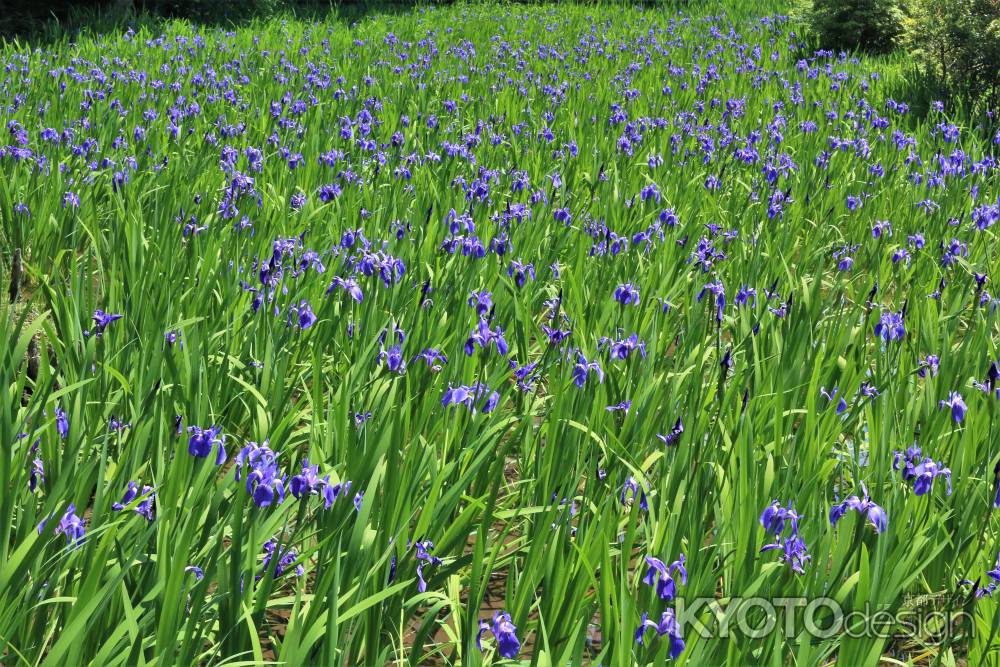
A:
[0, 0, 436, 47]
[2, 0, 745, 47]
[877, 55, 998, 135]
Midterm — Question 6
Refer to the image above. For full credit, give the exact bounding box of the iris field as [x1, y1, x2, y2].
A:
[2, 1, 1000, 664]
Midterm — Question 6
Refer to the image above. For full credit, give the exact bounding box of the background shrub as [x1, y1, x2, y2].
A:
[800, 0, 905, 54]
[0, 0, 391, 36]
[905, 0, 1000, 111]
[0, 0, 105, 37]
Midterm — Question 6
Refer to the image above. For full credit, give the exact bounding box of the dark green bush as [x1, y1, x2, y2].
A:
[800, 0, 905, 54]
[0, 0, 398, 37]
[0, 0, 105, 37]
[905, 0, 1000, 110]
[137, 0, 288, 22]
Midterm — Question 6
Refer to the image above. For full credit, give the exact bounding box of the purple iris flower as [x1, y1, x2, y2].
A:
[769, 299, 791, 318]
[442, 385, 475, 410]
[507, 259, 535, 288]
[464, 317, 508, 356]
[38, 503, 86, 548]
[86, 309, 122, 337]
[467, 290, 493, 315]
[893, 446, 952, 496]
[318, 183, 341, 201]
[642, 553, 687, 600]
[379, 344, 407, 374]
[640, 183, 661, 203]
[634, 609, 685, 657]
[55, 406, 69, 439]
[572, 353, 604, 388]
[415, 348, 448, 369]
[759, 500, 801, 536]
[872, 220, 893, 238]
[235, 441, 285, 508]
[959, 552, 1000, 598]
[29, 458, 44, 492]
[187, 425, 227, 465]
[260, 539, 304, 580]
[327, 276, 364, 303]
[760, 535, 812, 574]
[413, 540, 443, 593]
[689, 237, 726, 272]
[859, 382, 880, 398]
[476, 611, 521, 659]
[621, 476, 648, 511]
[614, 283, 640, 306]
[697, 280, 726, 322]
[289, 300, 316, 329]
[734, 286, 756, 306]
[387, 555, 397, 584]
[510, 358, 541, 392]
[938, 391, 967, 423]
[442, 383, 500, 415]
[111, 481, 156, 520]
[607, 400, 632, 414]
[541, 325, 573, 346]
[289, 459, 326, 500]
[973, 361, 1000, 398]
[599, 333, 647, 361]
[820, 386, 848, 415]
[829, 486, 888, 533]
[310, 472, 351, 510]
[656, 417, 684, 446]
[874, 309, 905, 342]
[917, 355, 940, 378]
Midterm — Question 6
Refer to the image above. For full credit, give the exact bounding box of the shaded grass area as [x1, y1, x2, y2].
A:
[2, 0, 753, 42]
[2, 0, 426, 42]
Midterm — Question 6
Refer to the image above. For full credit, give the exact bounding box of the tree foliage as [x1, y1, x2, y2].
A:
[801, 0, 905, 54]
[905, 0, 1000, 110]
